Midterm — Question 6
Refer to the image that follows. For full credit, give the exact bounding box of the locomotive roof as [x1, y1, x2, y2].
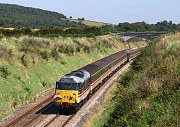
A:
[78, 49, 127, 75]
[59, 70, 90, 83]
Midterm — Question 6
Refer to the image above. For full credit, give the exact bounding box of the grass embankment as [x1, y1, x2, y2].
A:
[67, 19, 105, 27]
[85, 33, 180, 127]
[0, 35, 146, 119]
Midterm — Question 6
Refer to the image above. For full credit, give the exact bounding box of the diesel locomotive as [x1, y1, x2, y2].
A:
[54, 48, 141, 110]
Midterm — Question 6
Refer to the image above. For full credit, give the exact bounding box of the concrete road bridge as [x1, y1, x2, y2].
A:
[116, 32, 167, 41]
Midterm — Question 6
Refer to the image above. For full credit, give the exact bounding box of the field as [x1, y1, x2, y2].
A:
[83, 33, 180, 127]
[68, 19, 107, 27]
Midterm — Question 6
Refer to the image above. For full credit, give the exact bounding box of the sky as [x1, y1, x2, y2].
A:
[0, 0, 179, 24]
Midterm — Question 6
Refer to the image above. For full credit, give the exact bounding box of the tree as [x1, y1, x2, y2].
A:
[77, 17, 85, 21]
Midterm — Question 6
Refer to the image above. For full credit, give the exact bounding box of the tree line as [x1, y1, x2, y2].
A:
[103, 20, 180, 33]
[0, 27, 105, 37]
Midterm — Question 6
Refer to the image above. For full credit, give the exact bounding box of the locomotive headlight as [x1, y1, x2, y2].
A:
[54, 94, 62, 100]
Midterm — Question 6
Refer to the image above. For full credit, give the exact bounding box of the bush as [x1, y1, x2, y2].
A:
[8, 49, 13, 57]
[76, 46, 81, 52]
[119, 70, 136, 87]
[0, 46, 11, 60]
[0, 66, 11, 78]
[65, 47, 74, 55]
[23, 86, 31, 93]
[83, 46, 90, 53]
[20, 54, 28, 67]
[105, 85, 140, 127]
[60, 60, 66, 65]
[73, 40, 80, 45]
[50, 48, 59, 60]
[19, 38, 50, 54]
[86, 33, 95, 38]
[42, 82, 47, 87]
[0, 33, 4, 40]
[58, 45, 74, 56]
[131, 58, 144, 71]
[39, 51, 48, 60]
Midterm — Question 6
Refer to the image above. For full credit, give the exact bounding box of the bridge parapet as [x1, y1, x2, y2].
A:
[117, 32, 167, 41]
[117, 32, 167, 36]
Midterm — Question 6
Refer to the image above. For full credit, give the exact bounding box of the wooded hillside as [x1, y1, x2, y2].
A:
[0, 4, 85, 28]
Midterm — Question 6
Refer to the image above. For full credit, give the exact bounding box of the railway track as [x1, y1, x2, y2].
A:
[2, 93, 54, 127]
[44, 114, 75, 127]
[1, 87, 78, 127]
[20, 102, 55, 127]
[1, 90, 76, 127]
[1, 48, 141, 127]
[44, 114, 60, 127]
[61, 115, 74, 127]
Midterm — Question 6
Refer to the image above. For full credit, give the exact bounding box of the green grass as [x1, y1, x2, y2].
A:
[67, 19, 106, 27]
[85, 33, 180, 127]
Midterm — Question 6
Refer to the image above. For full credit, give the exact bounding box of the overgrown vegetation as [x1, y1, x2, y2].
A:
[88, 33, 179, 127]
[0, 66, 10, 78]
[0, 27, 106, 37]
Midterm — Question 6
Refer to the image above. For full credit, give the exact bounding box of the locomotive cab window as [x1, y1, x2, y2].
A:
[56, 82, 78, 90]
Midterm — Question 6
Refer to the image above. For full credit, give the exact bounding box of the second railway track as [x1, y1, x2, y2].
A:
[20, 101, 56, 127]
